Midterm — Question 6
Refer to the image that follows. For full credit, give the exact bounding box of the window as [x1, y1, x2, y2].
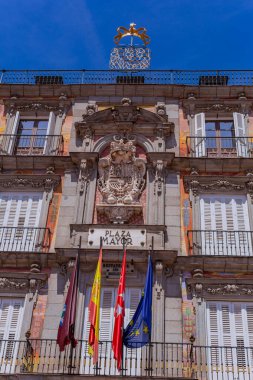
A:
[81, 287, 141, 375]
[199, 195, 251, 256]
[15, 119, 48, 154]
[0, 298, 24, 373]
[0, 193, 43, 252]
[206, 302, 253, 380]
[193, 112, 248, 157]
[205, 120, 236, 153]
[8, 111, 56, 155]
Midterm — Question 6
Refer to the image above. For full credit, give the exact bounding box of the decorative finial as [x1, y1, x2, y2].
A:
[114, 23, 151, 46]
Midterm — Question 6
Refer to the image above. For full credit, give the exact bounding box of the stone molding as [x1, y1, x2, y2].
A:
[0, 175, 61, 195]
[184, 172, 253, 198]
[182, 96, 252, 117]
[0, 277, 46, 293]
[5, 94, 70, 117]
[187, 278, 253, 298]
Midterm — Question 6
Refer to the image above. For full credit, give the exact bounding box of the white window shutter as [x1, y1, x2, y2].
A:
[207, 302, 253, 378]
[8, 111, 20, 154]
[194, 113, 206, 157]
[233, 112, 248, 157]
[0, 193, 42, 252]
[99, 288, 114, 343]
[200, 195, 250, 256]
[43, 112, 56, 154]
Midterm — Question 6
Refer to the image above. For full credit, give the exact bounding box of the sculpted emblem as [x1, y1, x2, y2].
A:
[98, 138, 146, 205]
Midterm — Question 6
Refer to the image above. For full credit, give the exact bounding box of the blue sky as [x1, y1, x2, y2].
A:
[1, 0, 252, 70]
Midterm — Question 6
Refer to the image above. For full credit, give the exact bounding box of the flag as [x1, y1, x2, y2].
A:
[112, 249, 126, 370]
[57, 257, 79, 351]
[88, 247, 103, 364]
[123, 255, 153, 348]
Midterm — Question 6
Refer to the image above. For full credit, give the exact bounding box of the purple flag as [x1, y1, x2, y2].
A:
[57, 258, 78, 351]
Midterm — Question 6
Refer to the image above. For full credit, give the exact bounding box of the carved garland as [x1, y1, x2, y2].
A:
[184, 174, 253, 200]
[0, 176, 60, 198]
[6, 94, 69, 117]
[189, 283, 253, 298]
[0, 277, 46, 292]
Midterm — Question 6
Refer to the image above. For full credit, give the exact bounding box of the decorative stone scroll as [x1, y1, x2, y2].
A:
[97, 137, 146, 223]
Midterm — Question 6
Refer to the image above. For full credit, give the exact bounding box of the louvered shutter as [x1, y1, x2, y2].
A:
[81, 287, 142, 375]
[7, 111, 20, 154]
[0, 298, 24, 373]
[194, 113, 206, 157]
[43, 112, 56, 154]
[207, 302, 253, 379]
[233, 112, 248, 157]
[200, 195, 250, 256]
[0, 193, 42, 252]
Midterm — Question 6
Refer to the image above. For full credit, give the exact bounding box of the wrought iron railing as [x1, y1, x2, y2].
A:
[0, 227, 51, 252]
[187, 230, 253, 256]
[186, 136, 253, 158]
[0, 134, 64, 156]
[0, 339, 253, 378]
[0, 69, 252, 85]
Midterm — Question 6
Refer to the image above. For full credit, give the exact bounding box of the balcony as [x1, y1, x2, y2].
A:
[0, 134, 64, 156]
[1, 339, 253, 379]
[187, 230, 253, 256]
[186, 136, 253, 158]
[0, 69, 253, 85]
[0, 227, 51, 252]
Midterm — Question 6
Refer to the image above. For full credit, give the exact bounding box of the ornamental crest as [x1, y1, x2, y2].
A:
[98, 138, 145, 204]
[97, 138, 146, 223]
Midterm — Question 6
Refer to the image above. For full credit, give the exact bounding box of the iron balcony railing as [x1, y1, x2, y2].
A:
[186, 136, 253, 158]
[0, 227, 51, 252]
[0, 134, 64, 156]
[0, 69, 253, 85]
[1, 339, 253, 379]
[187, 230, 253, 256]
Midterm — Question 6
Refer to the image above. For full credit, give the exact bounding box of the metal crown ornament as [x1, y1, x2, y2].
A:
[109, 23, 151, 70]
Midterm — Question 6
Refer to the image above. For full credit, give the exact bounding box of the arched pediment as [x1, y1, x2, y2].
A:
[75, 104, 174, 138]
[79, 105, 169, 125]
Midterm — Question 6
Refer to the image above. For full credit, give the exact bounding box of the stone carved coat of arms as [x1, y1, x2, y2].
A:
[98, 139, 146, 206]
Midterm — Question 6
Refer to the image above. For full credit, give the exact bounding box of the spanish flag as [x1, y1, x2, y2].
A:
[88, 247, 103, 364]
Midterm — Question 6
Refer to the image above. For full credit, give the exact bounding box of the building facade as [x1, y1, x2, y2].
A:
[0, 67, 253, 380]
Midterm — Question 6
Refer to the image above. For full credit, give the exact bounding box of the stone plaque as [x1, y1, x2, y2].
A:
[88, 228, 146, 248]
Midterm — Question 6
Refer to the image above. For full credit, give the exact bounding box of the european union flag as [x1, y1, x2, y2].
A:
[123, 256, 153, 348]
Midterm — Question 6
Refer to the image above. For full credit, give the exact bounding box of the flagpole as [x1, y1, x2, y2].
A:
[121, 237, 125, 376]
[68, 236, 81, 374]
[94, 236, 102, 376]
[147, 236, 153, 377]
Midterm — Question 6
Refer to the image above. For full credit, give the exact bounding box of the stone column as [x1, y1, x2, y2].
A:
[152, 261, 165, 342]
[75, 158, 97, 224]
[152, 261, 165, 376]
[152, 160, 167, 225]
